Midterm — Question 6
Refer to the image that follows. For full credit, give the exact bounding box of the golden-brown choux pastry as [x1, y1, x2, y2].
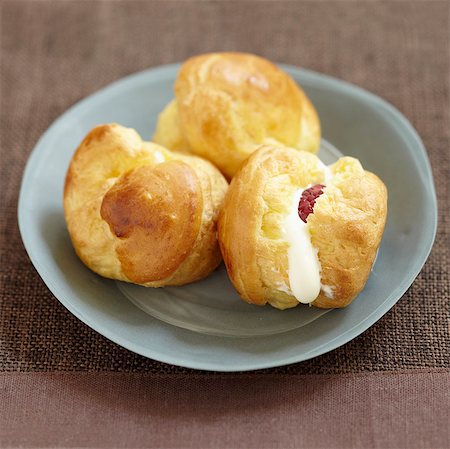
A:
[218, 145, 387, 309]
[153, 52, 320, 179]
[64, 124, 228, 287]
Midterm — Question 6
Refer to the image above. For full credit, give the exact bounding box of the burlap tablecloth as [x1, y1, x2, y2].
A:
[1, 1, 449, 448]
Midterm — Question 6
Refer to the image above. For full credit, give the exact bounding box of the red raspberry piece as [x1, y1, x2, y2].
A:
[298, 184, 325, 223]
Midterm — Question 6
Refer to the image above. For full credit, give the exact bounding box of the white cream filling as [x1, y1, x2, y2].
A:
[283, 188, 322, 304]
[153, 151, 166, 163]
[320, 284, 334, 299]
[317, 160, 333, 184]
[280, 159, 336, 303]
[275, 281, 292, 295]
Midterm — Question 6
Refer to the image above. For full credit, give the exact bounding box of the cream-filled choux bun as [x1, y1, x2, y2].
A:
[153, 52, 320, 179]
[218, 145, 387, 309]
[64, 124, 228, 287]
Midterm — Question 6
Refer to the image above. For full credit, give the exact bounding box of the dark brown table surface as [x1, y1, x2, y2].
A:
[1, 1, 449, 448]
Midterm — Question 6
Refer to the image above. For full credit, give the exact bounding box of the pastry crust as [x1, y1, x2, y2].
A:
[64, 123, 228, 287]
[153, 52, 320, 178]
[218, 145, 387, 309]
[152, 100, 191, 154]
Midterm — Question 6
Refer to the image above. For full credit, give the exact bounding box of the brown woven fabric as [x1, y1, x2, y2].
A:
[1, 1, 449, 374]
[1, 370, 449, 449]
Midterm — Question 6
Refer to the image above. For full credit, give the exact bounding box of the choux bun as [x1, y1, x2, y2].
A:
[64, 124, 228, 287]
[153, 52, 320, 178]
[218, 145, 387, 309]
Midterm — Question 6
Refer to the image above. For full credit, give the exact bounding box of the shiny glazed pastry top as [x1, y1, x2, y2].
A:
[218, 145, 388, 309]
[153, 52, 320, 179]
[64, 124, 228, 287]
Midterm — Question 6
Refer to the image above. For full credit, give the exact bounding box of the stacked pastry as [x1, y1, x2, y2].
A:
[64, 124, 228, 287]
[64, 52, 387, 310]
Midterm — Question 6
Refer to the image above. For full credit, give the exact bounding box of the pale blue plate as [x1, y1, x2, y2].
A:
[18, 64, 437, 371]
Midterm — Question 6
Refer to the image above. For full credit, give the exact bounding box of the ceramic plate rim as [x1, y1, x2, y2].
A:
[18, 63, 438, 371]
